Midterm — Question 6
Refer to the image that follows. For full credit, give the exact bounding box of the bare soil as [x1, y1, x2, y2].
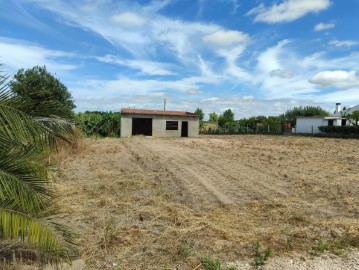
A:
[32, 135, 359, 269]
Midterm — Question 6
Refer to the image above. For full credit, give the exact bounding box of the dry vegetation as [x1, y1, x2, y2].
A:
[37, 135, 359, 269]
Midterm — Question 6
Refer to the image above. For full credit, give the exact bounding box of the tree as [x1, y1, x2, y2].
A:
[194, 108, 204, 121]
[280, 106, 329, 126]
[194, 108, 205, 130]
[0, 69, 76, 263]
[209, 112, 218, 122]
[345, 111, 359, 127]
[10, 66, 75, 118]
[218, 109, 235, 128]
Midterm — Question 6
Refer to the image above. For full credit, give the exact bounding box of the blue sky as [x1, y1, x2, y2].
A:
[1, 0, 359, 118]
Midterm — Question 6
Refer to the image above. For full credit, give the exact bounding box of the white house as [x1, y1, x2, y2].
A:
[295, 103, 359, 134]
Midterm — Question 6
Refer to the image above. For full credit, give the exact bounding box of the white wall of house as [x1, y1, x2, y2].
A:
[296, 117, 326, 133]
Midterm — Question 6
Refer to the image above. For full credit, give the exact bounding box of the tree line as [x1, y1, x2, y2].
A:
[195, 106, 331, 133]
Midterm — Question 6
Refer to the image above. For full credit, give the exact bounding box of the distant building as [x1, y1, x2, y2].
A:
[120, 108, 199, 138]
[295, 103, 359, 134]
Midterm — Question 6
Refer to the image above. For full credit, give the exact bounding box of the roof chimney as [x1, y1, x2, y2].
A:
[335, 103, 341, 113]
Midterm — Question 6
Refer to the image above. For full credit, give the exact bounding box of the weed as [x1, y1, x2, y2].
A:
[200, 256, 238, 270]
[254, 240, 271, 266]
[201, 256, 222, 270]
[179, 243, 191, 258]
[312, 241, 329, 253]
[100, 217, 117, 253]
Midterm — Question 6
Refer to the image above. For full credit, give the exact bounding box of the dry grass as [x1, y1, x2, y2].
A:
[42, 135, 359, 269]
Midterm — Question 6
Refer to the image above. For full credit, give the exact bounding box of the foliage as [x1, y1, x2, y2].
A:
[200, 256, 237, 270]
[344, 110, 359, 127]
[238, 116, 282, 132]
[281, 106, 329, 126]
[194, 108, 205, 130]
[218, 109, 234, 128]
[9, 66, 76, 118]
[75, 111, 121, 137]
[253, 241, 271, 266]
[0, 69, 76, 263]
[209, 112, 218, 122]
[318, 125, 359, 135]
[194, 108, 204, 121]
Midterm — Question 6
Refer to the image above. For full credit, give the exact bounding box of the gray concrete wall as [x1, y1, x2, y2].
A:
[121, 113, 199, 137]
[120, 114, 133, 137]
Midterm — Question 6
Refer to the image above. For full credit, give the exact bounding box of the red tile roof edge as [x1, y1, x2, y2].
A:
[121, 108, 199, 117]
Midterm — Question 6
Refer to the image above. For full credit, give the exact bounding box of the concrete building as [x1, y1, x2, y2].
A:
[295, 103, 359, 134]
[120, 108, 199, 138]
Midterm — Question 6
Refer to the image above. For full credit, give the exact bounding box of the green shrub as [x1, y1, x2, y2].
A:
[75, 111, 121, 137]
[319, 126, 359, 135]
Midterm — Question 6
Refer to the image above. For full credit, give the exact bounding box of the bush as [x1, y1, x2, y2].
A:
[319, 126, 359, 135]
[75, 111, 121, 137]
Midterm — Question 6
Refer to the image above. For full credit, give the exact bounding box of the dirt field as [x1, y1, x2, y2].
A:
[48, 135, 358, 269]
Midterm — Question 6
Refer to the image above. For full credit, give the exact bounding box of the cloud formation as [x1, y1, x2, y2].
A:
[270, 69, 295, 78]
[314, 22, 335, 31]
[309, 70, 359, 90]
[110, 12, 147, 28]
[329, 40, 359, 48]
[247, 0, 331, 23]
[203, 30, 249, 46]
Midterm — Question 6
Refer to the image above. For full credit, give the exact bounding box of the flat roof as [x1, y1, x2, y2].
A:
[121, 108, 199, 117]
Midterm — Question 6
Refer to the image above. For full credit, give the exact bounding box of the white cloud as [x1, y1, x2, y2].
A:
[270, 69, 295, 78]
[314, 22, 335, 31]
[185, 88, 201, 95]
[97, 54, 175, 76]
[110, 12, 147, 28]
[329, 40, 359, 48]
[247, 0, 331, 23]
[0, 37, 77, 72]
[309, 70, 359, 90]
[203, 30, 249, 46]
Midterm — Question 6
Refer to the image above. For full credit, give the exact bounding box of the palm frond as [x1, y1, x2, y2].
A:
[0, 208, 77, 263]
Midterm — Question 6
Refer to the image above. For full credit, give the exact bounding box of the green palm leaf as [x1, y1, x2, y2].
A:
[0, 69, 76, 263]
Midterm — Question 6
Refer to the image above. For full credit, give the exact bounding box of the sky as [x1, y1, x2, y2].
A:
[1, 0, 359, 118]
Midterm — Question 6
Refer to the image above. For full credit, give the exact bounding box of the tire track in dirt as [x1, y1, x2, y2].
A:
[144, 138, 290, 205]
[127, 138, 227, 206]
[137, 138, 273, 206]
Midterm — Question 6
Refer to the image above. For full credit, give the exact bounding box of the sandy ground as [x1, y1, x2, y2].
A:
[19, 135, 359, 269]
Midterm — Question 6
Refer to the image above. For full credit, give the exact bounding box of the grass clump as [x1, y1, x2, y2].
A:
[254, 240, 271, 266]
[200, 256, 237, 270]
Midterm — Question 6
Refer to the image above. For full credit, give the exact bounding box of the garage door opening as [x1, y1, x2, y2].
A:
[132, 118, 152, 136]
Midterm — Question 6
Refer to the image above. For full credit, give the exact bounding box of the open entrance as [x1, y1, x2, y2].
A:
[181, 121, 188, 137]
[132, 118, 152, 136]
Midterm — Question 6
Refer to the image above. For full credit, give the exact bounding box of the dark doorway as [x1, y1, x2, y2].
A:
[132, 118, 152, 136]
[181, 121, 188, 137]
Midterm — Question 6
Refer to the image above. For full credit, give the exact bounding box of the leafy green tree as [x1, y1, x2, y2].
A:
[218, 109, 234, 128]
[345, 111, 359, 127]
[0, 69, 76, 263]
[194, 108, 204, 121]
[194, 108, 205, 129]
[281, 106, 329, 126]
[209, 112, 218, 122]
[10, 66, 76, 118]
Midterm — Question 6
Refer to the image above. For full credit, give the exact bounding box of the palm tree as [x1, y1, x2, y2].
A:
[0, 70, 76, 263]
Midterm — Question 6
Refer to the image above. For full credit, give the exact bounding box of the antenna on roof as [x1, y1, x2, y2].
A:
[164, 98, 166, 111]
